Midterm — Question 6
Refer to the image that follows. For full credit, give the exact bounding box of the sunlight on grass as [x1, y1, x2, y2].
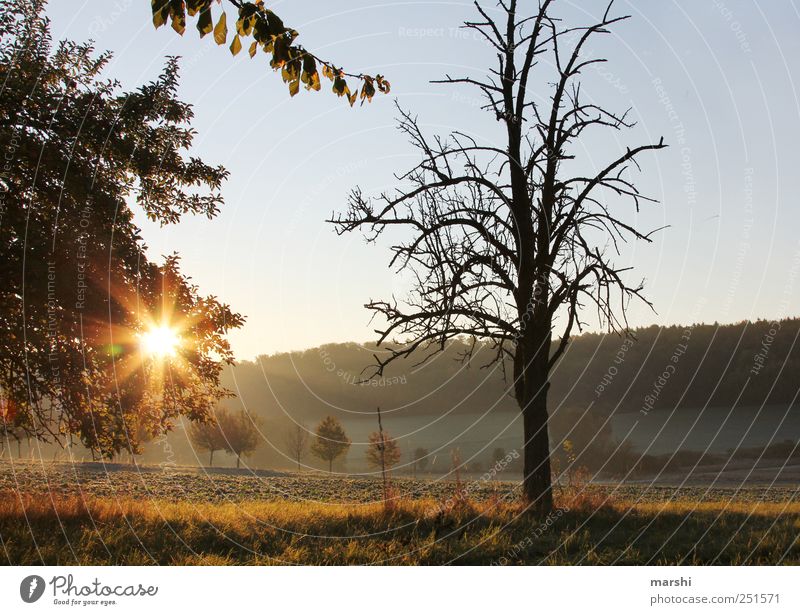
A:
[1, 491, 797, 565]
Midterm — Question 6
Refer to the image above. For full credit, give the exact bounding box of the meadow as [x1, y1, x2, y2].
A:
[0, 462, 797, 565]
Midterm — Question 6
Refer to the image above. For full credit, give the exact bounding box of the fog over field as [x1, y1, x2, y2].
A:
[12, 319, 797, 481]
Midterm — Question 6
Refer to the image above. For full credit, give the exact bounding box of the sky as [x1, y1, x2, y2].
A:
[45, 0, 800, 361]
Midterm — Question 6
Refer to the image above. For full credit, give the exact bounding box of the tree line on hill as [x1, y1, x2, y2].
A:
[6, 317, 797, 476]
[176, 317, 796, 476]
[223, 318, 800, 423]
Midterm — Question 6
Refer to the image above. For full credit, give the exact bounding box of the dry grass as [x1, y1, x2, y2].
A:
[1, 489, 797, 565]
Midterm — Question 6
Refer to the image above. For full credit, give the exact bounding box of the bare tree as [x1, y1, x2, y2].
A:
[366, 407, 400, 505]
[283, 422, 310, 471]
[331, 0, 665, 513]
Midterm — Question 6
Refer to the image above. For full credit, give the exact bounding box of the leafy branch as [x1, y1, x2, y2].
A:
[151, 0, 390, 105]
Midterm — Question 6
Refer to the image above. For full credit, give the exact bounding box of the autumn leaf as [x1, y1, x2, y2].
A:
[196, 6, 213, 37]
[213, 12, 227, 45]
[148, 1, 389, 106]
[171, 13, 186, 35]
[152, 0, 167, 29]
[230, 34, 242, 56]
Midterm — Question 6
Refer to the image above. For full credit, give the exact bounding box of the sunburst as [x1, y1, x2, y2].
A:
[139, 325, 181, 358]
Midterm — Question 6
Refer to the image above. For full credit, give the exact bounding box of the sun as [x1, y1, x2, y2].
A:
[140, 325, 181, 358]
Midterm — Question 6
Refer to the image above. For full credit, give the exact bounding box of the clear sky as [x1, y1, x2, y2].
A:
[46, 1, 800, 361]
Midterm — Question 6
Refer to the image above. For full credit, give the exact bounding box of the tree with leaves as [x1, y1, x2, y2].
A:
[0, 1, 243, 459]
[149, 0, 390, 106]
[188, 411, 227, 467]
[310, 415, 350, 473]
[331, 1, 665, 513]
[365, 431, 401, 471]
[282, 421, 309, 471]
[218, 409, 261, 468]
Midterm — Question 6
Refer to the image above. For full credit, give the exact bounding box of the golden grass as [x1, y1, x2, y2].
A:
[1, 490, 797, 565]
[627, 499, 800, 517]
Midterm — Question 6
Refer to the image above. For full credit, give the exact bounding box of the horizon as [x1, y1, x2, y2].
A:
[239, 313, 798, 361]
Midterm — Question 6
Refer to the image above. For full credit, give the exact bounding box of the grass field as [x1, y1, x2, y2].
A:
[2, 487, 798, 565]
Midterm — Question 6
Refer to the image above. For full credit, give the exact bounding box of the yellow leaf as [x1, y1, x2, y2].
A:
[289, 79, 300, 97]
[248, 41, 258, 58]
[230, 34, 242, 56]
[214, 12, 227, 45]
[171, 14, 186, 35]
[152, 9, 166, 29]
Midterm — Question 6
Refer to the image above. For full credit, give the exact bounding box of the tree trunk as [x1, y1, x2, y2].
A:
[209, 449, 214, 467]
[236, 454, 240, 469]
[296, 456, 300, 471]
[328, 459, 332, 473]
[516, 327, 554, 515]
[521, 387, 553, 515]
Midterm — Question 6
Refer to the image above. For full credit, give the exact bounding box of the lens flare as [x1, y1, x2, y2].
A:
[140, 325, 180, 358]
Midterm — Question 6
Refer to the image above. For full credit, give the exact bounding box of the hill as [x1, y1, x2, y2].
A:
[224, 317, 800, 420]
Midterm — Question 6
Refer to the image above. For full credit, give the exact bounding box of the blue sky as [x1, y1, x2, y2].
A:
[46, 1, 800, 360]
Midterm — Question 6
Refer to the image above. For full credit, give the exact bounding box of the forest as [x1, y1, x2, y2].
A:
[226, 317, 800, 421]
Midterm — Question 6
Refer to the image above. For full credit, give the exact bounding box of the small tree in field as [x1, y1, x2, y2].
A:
[366, 431, 401, 471]
[283, 422, 310, 471]
[188, 412, 227, 467]
[492, 448, 507, 465]
[218, 409, 261, 469]
[331, 1, 665, 513]
[413, 447, 429, 475]
[311, 416, 351, 473]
